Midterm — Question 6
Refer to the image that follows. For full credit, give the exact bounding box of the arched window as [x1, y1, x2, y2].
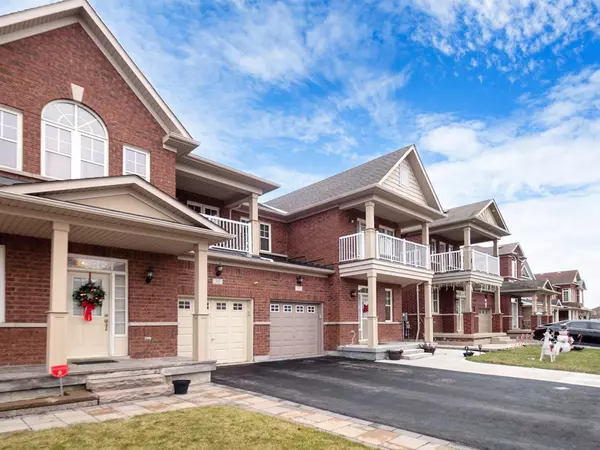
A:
[41, 101, 108, 179]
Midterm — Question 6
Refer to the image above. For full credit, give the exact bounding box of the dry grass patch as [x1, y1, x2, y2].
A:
[0, 405, 368, 450]
[467, 345, 600, 374]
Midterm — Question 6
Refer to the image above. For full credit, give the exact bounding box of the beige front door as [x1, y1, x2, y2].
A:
[478, 308, 492, 333]
[67, 272, 111, 359]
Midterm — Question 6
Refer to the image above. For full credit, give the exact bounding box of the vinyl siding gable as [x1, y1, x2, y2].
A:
[478, 205, 499, 227]
[381, 159, 427, 206]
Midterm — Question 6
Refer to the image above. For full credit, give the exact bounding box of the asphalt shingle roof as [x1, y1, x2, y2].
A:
[535, 270, 579, 286]
[265, 146, 412, 213]
[430, 200, 490, 227]
[501, 279, 557, 294]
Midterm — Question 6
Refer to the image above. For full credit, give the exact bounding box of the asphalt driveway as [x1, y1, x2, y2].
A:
[213, 357, 600, 450]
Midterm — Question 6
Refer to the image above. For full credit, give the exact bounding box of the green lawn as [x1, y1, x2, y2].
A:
[0, 406, 367, 450]
[467, 345, 600, 374]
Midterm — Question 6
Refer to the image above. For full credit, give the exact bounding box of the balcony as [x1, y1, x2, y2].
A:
[203, 215, 250, 253]
[431, 249, 500, 276]
[339, 231, 429, 269]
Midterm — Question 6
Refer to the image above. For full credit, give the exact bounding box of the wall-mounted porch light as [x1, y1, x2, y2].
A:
[145, 267, 154, 284]
[216, 263, 224, 277]
[350, 290, 357, 299]
[296, 275, 303, 286]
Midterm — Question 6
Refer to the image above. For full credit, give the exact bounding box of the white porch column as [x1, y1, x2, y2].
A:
[367, 270, 378, 347]
[494, 285, 501, 313]
[46, 222, 69, 373]
[192, 242, 210, 361]
[421, 223, 430, 269]
[365, 201, 376, 259]
[465, 281, 473, 313]
[249, 193, 260, 255]
[463, 227, 472, 270]
[492, 239, 499, 257]
[532, 294, 538, 314]
[424, 281, 434, 342]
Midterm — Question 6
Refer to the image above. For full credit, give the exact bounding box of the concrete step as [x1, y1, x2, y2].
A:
[402, 348, 426, 356]
[491, 337, 512, 344]
[86, 369, 159, 380]
[402, 352, 433, 360]
[86, 374, 167, 393]
[97, 384, 173, 404]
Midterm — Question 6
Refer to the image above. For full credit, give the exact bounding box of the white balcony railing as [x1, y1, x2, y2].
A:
[339, 232, 365, 262]
[431, 250, 463, 273]
[472, 249, 500, 276]
[377, 233, 429, 269]
[432, 249, 500, 276]
[338, 232, 429, 269]
[203, 215, 251, 253]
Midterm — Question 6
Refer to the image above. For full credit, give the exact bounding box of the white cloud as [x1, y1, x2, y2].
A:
[419, 123, 484, 160]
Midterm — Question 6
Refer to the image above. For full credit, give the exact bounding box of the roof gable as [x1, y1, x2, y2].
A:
[0, 0, 198, 154]
[0, 175, 224, 231]
[534, 270, 581, 286]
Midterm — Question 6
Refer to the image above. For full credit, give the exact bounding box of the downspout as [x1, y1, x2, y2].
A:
[415, 282, 423, 342]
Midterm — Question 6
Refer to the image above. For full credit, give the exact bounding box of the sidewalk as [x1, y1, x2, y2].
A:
[0, 383, 473, 450]
[379, 348, 600, 388]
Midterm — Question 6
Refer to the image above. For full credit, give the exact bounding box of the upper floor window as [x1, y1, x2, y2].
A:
[41, 101, 108, 179]
[379, 226, 395, 237]
[123, 146, 150, 181]
[187, 201, 219, 217]
[511, 258, 517, 278]
[384, 289, 393, 321]
[260, 223, 271, 252]
[0, 106, 22, 171]
[430, 238, 437, 254]
[439, 242, 447, 253]
[562, 288, 570, 302]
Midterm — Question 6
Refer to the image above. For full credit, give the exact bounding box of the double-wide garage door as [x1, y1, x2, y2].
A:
[270, 302, 321, 359]
[177, 298, 249, 364]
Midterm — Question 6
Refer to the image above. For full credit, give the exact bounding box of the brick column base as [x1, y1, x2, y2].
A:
[463, 313, 476, 335]
[530, 315, 540, 330]
[492, 313, 503, 332]
[502, 316, 511, 331]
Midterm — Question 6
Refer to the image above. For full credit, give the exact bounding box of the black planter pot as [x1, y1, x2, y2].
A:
[173, 379, 191, 395]
[424, 347, 436, 355]
[388, 350, 404, 360]
[463, 351, 474, 357]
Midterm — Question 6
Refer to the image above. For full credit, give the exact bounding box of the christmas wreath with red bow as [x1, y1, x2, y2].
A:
[73, 278, 105, 321]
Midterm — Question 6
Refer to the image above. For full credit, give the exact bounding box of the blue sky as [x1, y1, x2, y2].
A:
[3, 0, 600, 307]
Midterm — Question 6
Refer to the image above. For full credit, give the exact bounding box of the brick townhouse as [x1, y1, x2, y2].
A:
[0, 1, 590, 375]
[534, 270, 589, 321]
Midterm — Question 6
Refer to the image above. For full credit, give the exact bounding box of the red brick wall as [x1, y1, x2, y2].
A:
[0, 24, 175, 196]
[0, 328, 47, 366]
[129, 326, 177, 359]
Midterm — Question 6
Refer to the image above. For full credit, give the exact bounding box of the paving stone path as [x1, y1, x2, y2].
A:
[0, 384, 474, 450]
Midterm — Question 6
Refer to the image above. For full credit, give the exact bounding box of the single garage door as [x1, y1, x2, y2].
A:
[478, 308, 492, 333]
[177, 298, 250, 364]
[270, 302, 321, 359]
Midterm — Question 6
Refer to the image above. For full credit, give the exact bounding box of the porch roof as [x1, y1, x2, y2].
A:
[501, 279, 558, 296]
[0, 179, 233, 254]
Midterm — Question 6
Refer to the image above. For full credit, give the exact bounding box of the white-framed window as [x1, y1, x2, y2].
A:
[0, 105, 23, 171]
[430, 239, 437, 254]
[357, 218, 366, 233]
[0, 245, 5, 323]
[123, 146, 150, 181]
[307, 305, 316, 313]
[562, 288, 570, 302]
[384, 289, 393, 322]
[433, 287, 440, 314]
[379, 226, 395, 236]
[283, 304, 292, 313]
[41, 101, 108, 180]
[448, 244, 454, 252]
[178, 300, 191, 310]
[296, 305, 305, 313]
[270, 304, 280, 313]
[400, 166, 410, 186]
[511, 258, 517, 278]
[233, 302, 243, 311]
[216, 302, 227, 310]
[114, 274, 127, 335]
[260, 223, 271, 252]
[187, 201, 220, 217]
[439, 242, 447, 253]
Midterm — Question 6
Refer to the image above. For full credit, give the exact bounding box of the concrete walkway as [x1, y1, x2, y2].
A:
[0, 383, 472, 450]
[379, 348, 600, 388]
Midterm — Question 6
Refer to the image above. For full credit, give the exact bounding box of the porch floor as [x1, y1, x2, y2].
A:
[0, 357, 208, 383]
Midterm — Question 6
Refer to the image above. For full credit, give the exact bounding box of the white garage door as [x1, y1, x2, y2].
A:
[177, 298, 250, 364]
[270, 302, 321, 359]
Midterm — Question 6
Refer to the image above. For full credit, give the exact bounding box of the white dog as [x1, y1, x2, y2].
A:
[540, 328, 560, 362]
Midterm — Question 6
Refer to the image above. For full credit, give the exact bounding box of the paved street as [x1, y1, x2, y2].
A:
[213, 357, 600, 450]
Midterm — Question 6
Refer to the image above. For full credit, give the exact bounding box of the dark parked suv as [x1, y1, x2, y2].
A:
[533, 320, 600, 345]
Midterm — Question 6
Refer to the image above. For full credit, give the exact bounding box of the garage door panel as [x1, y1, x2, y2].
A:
[270, 302, 321, 359]
[178, 299, 250, 364]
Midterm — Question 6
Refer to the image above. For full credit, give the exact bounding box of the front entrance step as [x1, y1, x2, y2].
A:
[86, 374, 167, 393]
[402, 348, 426, 356]
[402, 351, 433, 361]
[96, 384, 173, 404]
[491, 336, 512, 344]
[0, 389, 98, 419]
